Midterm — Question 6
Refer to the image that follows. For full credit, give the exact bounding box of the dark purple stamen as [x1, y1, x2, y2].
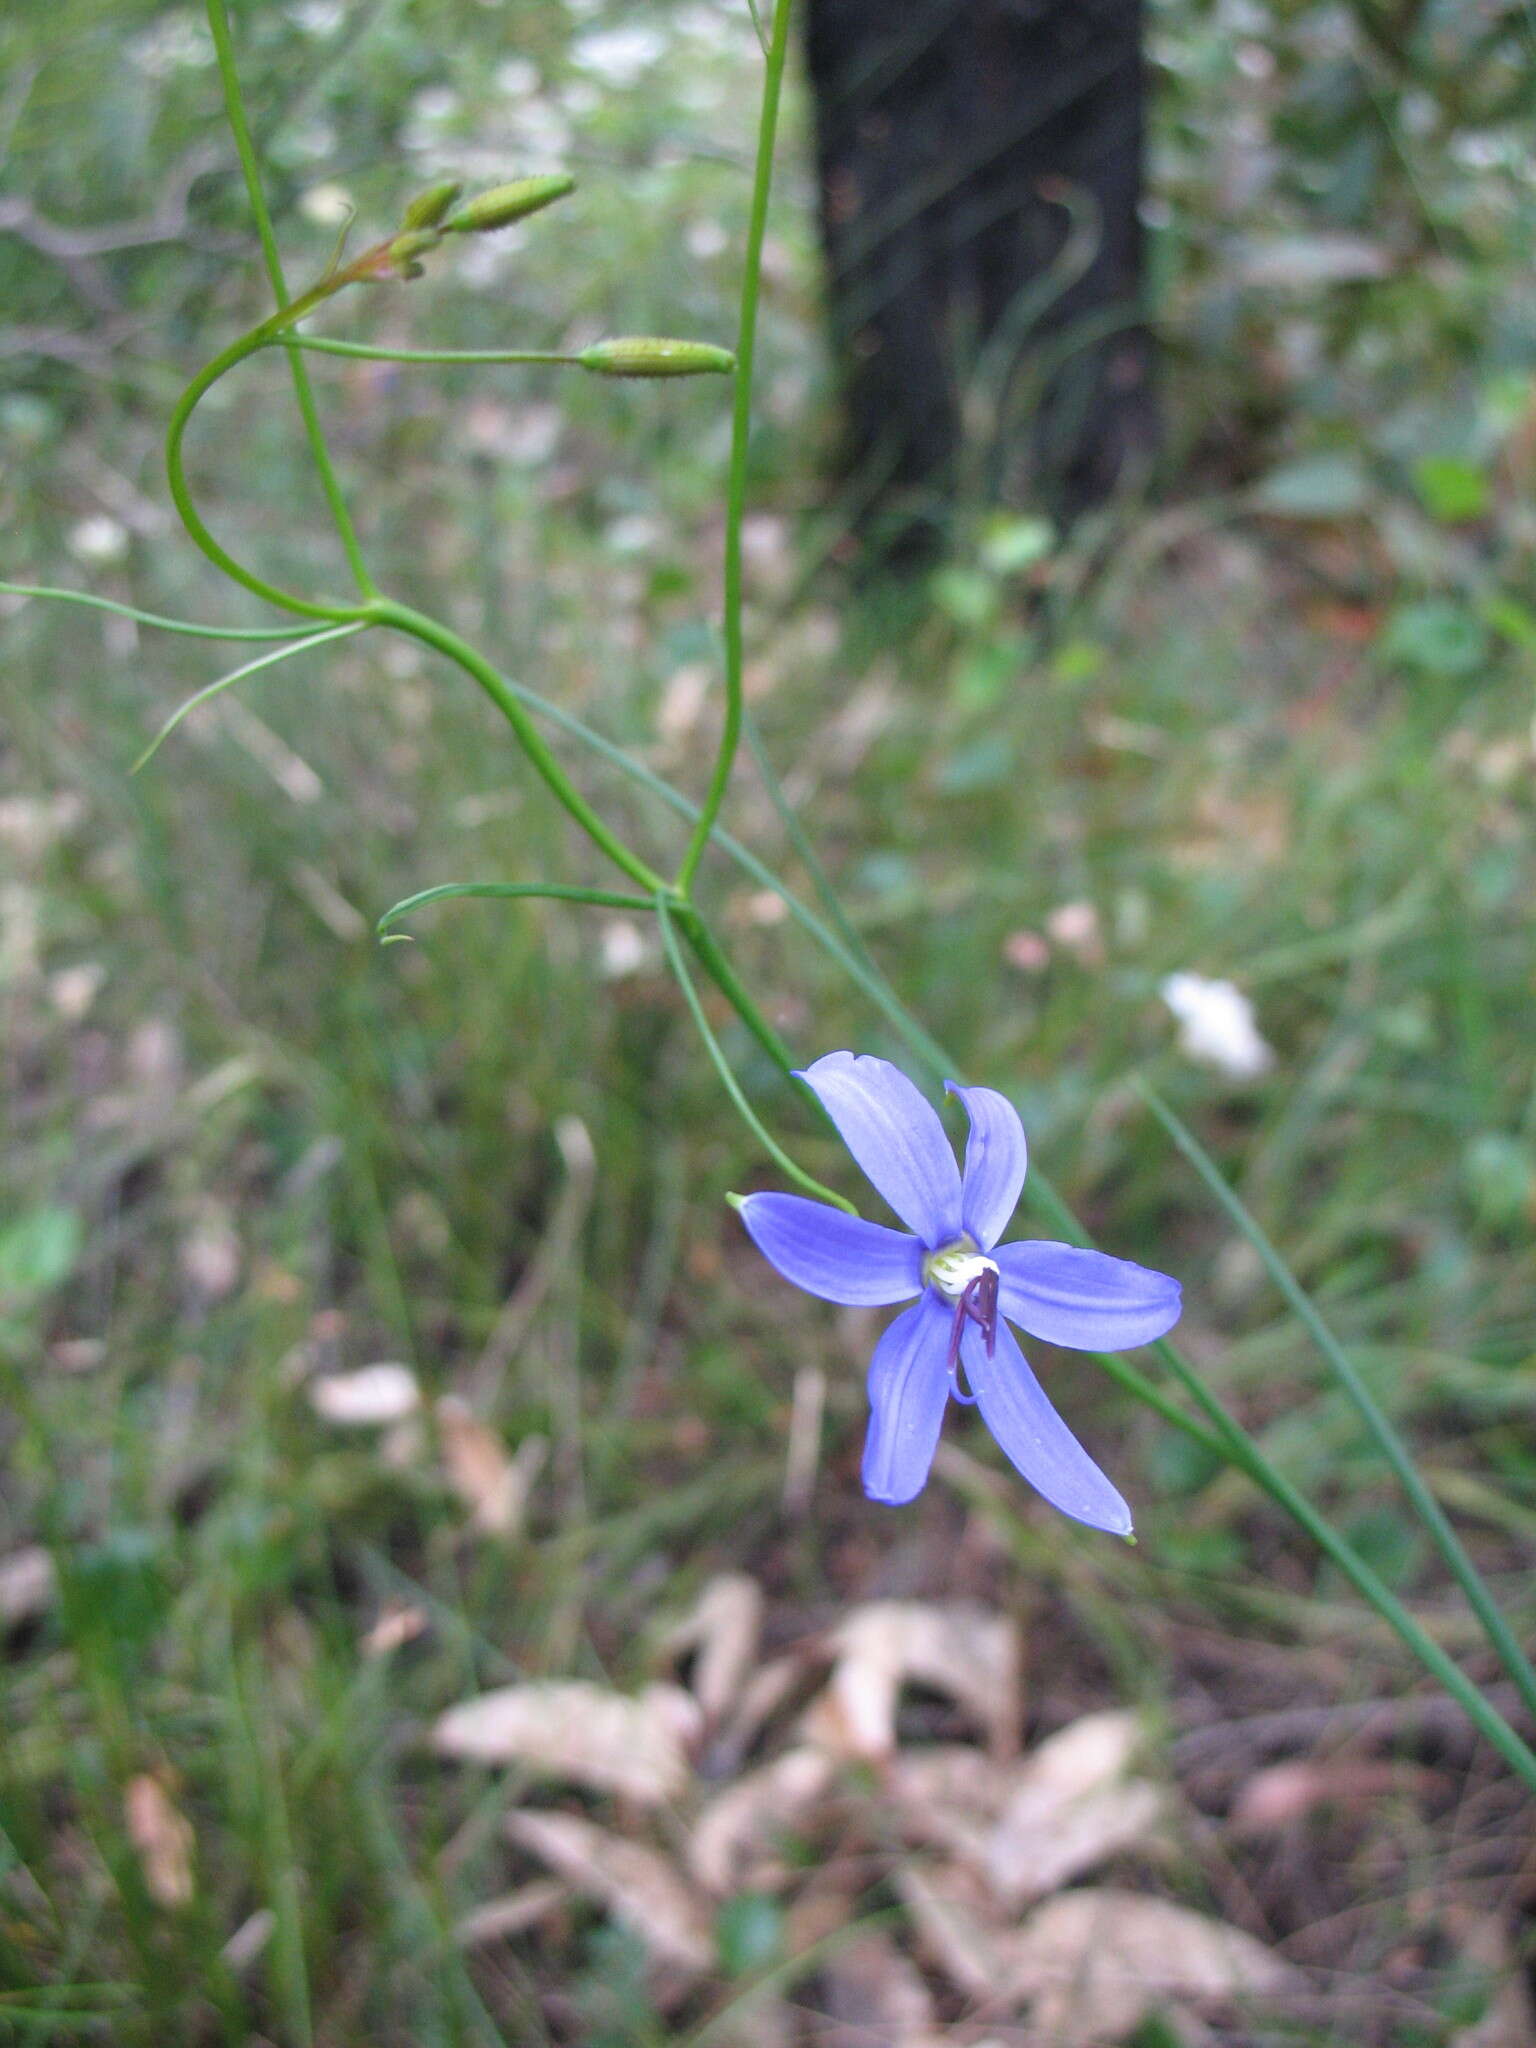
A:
[944, 1266, 998, 1402]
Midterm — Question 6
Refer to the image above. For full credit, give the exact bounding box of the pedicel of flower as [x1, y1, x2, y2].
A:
[732, 1051, 1184, 1535]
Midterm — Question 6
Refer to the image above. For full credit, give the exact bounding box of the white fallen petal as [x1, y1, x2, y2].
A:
[507, 1810, 712, 1974]
[0, 1546, 56, 1626]
[308, 1363, 420, 1425]
[433, 1679, 699, 1804]
[1161, 972, 1274, 1080]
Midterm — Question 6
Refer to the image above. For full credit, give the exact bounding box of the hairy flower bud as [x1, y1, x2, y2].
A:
[443, 175, 574, 233]
[577, 337, 735, 379]
[401, 178, 464, 230]
[386, 228, 441, 279]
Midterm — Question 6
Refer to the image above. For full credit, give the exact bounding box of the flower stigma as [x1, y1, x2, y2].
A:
[925, 1238, 999, 1402]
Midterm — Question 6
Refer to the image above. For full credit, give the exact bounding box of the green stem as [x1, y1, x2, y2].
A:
[1140, 1077, 1536, 1729]
[167, 318, 366, 621]
[0, 583, 315, 640]
[674, 0, 794, 897]
[133, 621, 365, 771]
[656, 897, 856, 1214]
[674, 905, 796, 1075]
[284, 337, 577, 368]
[377, 880, 656, 934]
[1146, 1322, 1536, 1787]
[363, 598, 665, 895]
[204, 0, 375, 599]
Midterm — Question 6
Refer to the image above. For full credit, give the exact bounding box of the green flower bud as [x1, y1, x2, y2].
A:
[577, 337, 736, 379]
[402, 179, 464, 230]
[443, 175, 575, 234]
[386, 228, 441, 279]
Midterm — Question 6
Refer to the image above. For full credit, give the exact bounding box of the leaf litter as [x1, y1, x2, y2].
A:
[434, 1574, 1321, 2042]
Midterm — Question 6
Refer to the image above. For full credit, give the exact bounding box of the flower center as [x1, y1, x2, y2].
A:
[924, 1238, 999, 1404]
[924, 1237, 996, 1300]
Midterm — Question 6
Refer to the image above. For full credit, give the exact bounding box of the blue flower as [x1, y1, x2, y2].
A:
[736, 1052, 1182, 1534]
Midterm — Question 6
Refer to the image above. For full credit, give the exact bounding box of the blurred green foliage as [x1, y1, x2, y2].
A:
[3, 0, 1536, 2040]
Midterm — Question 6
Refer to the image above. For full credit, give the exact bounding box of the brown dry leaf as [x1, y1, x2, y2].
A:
[361, 1601, 428, 1657]
[706, 2000, 798, 2048]
[221, 1908, 275, 1972]
[689, 1747, 834, 1896]
[124, 1773, 195, 1908]
[435, 1396, 544, 1537]
[698, 1989, 798, 2048]
[781, 1363, 825, 1515]
[895, 1861, 1009, 2000]
[433, 1679, 700, 1805]
[820, 1930, 939, 2046]
[1229, 1757, 1436, 1835]
[180, 1207, 242, 1301]
[985, 1710, 1166, 1905]
[884, 1744, 1011, 1869]
[308, 1363, 420, 1425]
[453, 1879, 567, 1949]
[711, 1650, 812, 1771]
[783, 1875, 864, 1959]
[802, 1602, 1022, 1762]
[1444, 1909, 1536, 2048]
[662, 1573, 764, 1725]
[507, 1810, 712, 1975]
[1005, 1887, 1302, 2043]
[0, 1546, 56, 1627]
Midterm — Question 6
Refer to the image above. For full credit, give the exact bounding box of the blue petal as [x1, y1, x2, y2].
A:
[736, 1193, 923, 1306]
[995, 1240, 1182, 1351]
[796, 1052, 962, 1244]
[862, 1294, 952, 1505]
[962, 1319, 1133, 1536]
[946, 1082, 1028, 1250]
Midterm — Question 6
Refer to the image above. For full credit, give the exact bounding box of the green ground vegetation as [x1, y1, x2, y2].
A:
[3, 0, 1536, 2040]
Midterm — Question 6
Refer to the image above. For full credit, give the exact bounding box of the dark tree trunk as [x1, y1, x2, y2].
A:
[804, 0, 1153, 556]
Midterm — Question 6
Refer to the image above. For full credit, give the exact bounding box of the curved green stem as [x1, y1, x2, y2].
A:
[674, 0, 795, 897]
[167, 321, 366, 622]
[0, 583, 316, 640]
[133, 621, 366, 771]
[363, 598, 665, 895]
[284, 337, 577, 368]
[656, 897, 857, 1215]
[205, 0, 374, 599]
[377, 880, 655, 933]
